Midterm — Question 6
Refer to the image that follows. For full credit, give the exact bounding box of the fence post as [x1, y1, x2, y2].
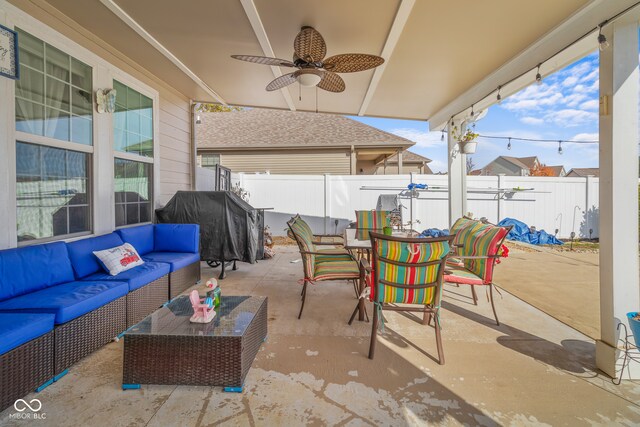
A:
[497, 174, 505, 223]
[410, 172, 416, 229]
[584, 175, 592, 238]
[323, 174, 330, 234]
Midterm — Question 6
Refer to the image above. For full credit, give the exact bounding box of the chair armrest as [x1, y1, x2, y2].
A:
[359, 258, 372, 272]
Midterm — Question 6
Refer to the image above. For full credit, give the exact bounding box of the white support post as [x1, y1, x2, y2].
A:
[350, 145, 356, 175]
[323, 174, 331, 234]
[447, 120, 467, 225]
[596, 18, 640, 379]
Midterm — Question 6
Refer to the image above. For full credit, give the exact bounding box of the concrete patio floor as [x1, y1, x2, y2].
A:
[2, 245, 639, 426]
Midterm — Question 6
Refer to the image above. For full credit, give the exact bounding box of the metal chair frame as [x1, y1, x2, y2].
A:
[350, 232, 453, 363]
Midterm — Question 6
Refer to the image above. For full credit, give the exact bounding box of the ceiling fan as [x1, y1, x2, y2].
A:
[231, 26, 384, 93]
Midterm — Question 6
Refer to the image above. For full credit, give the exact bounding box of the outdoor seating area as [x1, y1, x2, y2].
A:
[0, 224, 200, 412]
[2, 0, 640, 424]
[1, 245, 638, 425]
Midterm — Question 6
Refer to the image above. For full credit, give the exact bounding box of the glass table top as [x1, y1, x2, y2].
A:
[126, 295, 266, 337]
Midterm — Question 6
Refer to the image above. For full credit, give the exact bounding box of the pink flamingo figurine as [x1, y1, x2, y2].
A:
[189, 290, 216, 323]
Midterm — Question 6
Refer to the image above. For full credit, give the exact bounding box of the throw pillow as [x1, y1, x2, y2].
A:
[93, 243, 144, 276]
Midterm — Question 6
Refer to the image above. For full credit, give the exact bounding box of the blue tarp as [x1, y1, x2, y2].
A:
[498, 218, 563, 245]
[420, 228, 450, 238]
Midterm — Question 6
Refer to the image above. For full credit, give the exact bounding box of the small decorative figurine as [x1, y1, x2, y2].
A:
[206, 278, 221, 308]
[189, 290, 216, 323]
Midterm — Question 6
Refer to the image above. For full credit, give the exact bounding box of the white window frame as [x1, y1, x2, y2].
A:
[0, 2, 160, 247]
[111, 72, 160, 229]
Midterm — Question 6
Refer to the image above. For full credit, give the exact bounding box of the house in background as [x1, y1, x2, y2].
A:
[471, 156, 565, 177]
[566, 168, 600, 177]
[196, 108, 414, 175]
[375, 151, 433, 175]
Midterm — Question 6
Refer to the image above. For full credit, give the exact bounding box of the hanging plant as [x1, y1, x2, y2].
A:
[451, 126, 479, 154]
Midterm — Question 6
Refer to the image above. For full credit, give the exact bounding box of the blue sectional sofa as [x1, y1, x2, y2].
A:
[116, 224, 201, 299]
[0, 224, 200, 411]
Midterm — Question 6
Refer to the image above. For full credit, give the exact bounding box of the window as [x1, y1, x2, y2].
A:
[113, 80, 153, 157]
[16, 142, 91, 242]
[14, 29, 94, 244]
[200, 153, 220, 170]
[114, 159, 152, 227]
[113, 80, 154, 226]
[15, 29, 93, 145]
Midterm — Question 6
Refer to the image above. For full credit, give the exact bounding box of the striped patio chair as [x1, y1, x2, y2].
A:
[355, 210, 391, 240]
[350, 232, 453, 362]
[287, 216, 360, 319]
[443, 221, 512, 325]
[286, 214, 345, 247]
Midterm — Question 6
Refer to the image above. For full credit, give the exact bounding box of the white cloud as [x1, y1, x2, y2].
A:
[390, 128, 444, 148]
[520, 117, 544, 126]
[570, 132, 598, 142]
[548, 109, 597, 127]
[579, 100, 598, 110]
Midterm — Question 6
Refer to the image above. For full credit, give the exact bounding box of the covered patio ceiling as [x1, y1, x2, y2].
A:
[17, 0, 638, 124]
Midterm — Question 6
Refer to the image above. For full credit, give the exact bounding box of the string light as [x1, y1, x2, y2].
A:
[476, 134, 598, 144]
[558, 141, 563, 155]
[598, 23, 610, 51]
[507, 137, 511, 150]
[470, 104, 475, 119]
[450, 1, 640, 126]
[441, 129, 445, 141]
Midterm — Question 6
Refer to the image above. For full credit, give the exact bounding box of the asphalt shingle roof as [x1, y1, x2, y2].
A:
[197, 108, 416, 150]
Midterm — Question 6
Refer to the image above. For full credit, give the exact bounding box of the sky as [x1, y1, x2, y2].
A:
[350, 51, 602, 174]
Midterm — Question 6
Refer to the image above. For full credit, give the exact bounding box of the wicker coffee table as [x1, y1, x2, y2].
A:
[122, 295, 267, 392]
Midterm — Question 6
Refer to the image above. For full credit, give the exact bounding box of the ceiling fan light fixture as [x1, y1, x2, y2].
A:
[297, 73, 322, 87]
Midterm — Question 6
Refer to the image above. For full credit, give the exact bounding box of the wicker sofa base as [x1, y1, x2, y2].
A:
[0, 332, 54, 412]
[123, 297, 267, 388]
[169, 261, 201, 299]
[54, 296, 126, 375]
[127, 275, 169, 328]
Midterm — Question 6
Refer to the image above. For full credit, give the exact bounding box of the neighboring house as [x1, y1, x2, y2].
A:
[196, 108, 415, 175]
[566, 168, 600, 177]
[375, 151, 433, 175]
[473, 156, 565, 177]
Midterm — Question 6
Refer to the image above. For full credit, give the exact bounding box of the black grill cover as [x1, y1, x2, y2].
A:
[155, 191, 263, 264]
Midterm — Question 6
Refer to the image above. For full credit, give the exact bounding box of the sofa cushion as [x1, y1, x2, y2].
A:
[116, 224, 154, 256]
[154, 224, 199, 253]
[66, 233, 124, 279]
[0, 281, 128, 324]
[0, 242, 75, 302]
[143, 252, 200, 272]
[0, 313, 55, 355]
[82, 262, 169, 292]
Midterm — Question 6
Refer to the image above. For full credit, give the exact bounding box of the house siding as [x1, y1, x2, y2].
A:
[7, 0, 194, 208]
[213, 150, 351, 175]
[0, 1, 193, 248]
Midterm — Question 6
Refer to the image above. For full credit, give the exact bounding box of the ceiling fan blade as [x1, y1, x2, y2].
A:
[266, 73, 298, 91]
[323, 54, 384, 73]
[293, 26, 327, 63]
[231, 55, 296, 68]
[317, 71, 345, 93]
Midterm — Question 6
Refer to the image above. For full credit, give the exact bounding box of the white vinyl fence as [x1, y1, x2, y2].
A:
[232, 173, 601, 239]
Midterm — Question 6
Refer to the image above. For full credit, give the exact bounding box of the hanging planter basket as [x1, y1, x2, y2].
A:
[461, 141, 478, 154]
[627, 312, 640, 347]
